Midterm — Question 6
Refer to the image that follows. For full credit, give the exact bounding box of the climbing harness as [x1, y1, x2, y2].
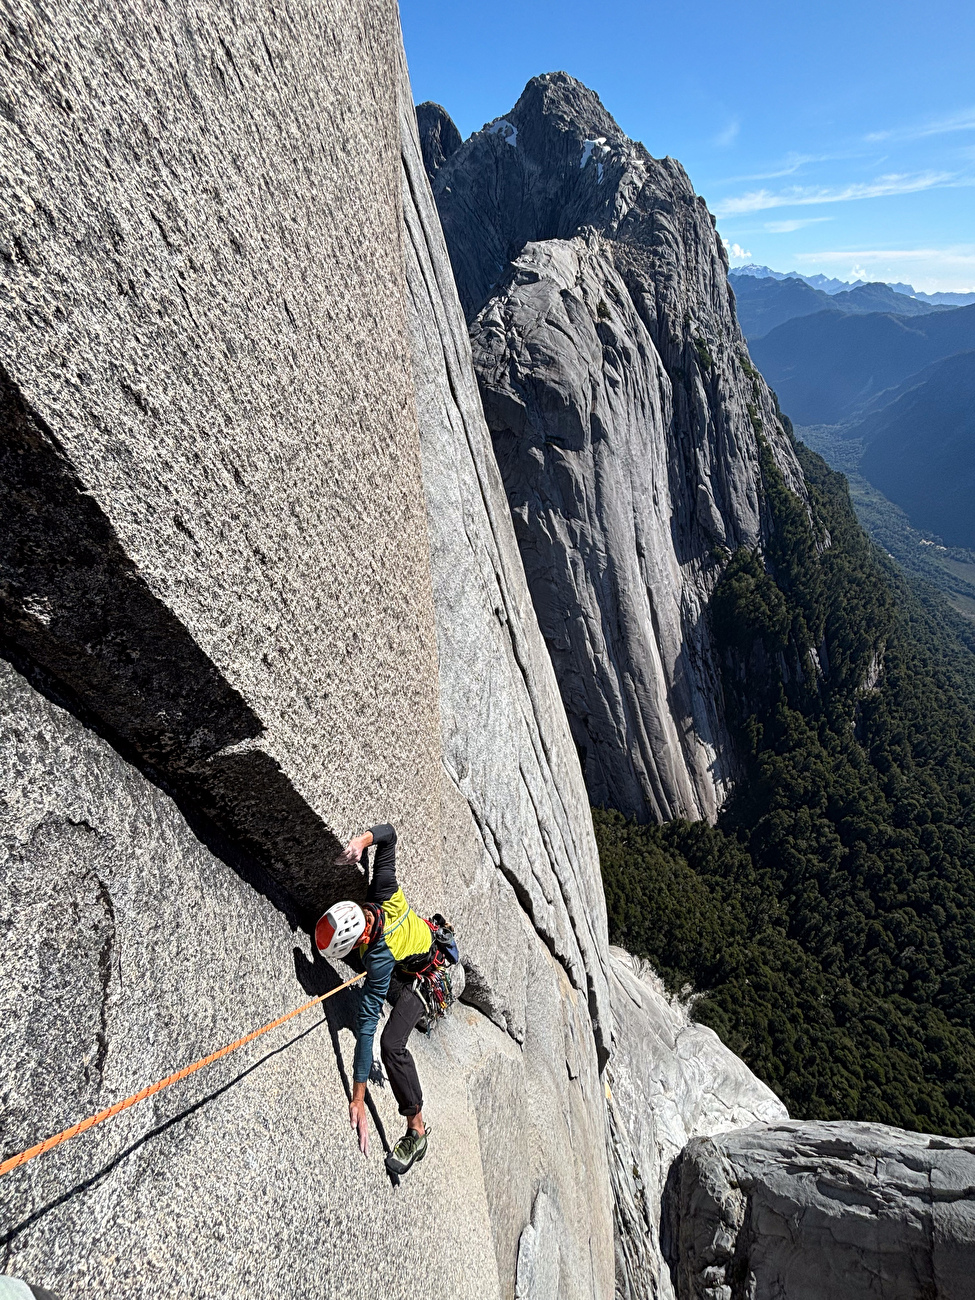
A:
[398, 914, 461, 1029]
[0, 971, 366, 1180]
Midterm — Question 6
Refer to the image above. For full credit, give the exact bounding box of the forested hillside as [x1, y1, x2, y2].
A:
[597, 429, 975, 1135]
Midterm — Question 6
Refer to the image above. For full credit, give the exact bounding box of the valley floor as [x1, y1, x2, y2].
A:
[797, 424, 975, 625]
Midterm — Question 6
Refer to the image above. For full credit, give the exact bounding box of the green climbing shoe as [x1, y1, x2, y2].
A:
[385, 1125, 431, 1176]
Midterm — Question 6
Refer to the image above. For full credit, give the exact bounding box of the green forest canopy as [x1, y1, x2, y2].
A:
[596, 432, 975, 1135]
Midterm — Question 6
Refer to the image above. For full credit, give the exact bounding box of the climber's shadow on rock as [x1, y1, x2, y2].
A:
[0, 364, 360, 925]
[294, 947, 399, 1181]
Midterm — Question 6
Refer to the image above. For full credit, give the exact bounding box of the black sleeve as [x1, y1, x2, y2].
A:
[366, 823, 398, 902]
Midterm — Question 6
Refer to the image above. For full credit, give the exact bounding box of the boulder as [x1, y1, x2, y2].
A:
[667, 1120, 975, 1300]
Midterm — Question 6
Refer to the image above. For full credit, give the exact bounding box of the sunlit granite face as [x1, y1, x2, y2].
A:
[424, 72, 805, 824]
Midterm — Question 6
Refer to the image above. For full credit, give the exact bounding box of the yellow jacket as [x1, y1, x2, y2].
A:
[373, 886, 432, 962]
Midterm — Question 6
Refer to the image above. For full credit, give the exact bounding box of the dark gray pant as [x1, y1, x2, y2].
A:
[380, 985, 425, 1116]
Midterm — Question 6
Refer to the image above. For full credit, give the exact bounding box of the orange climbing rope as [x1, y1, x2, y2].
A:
[0, 971, 366, 1179]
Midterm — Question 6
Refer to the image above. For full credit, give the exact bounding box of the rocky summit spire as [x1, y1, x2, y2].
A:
[415, 101, 462, 183]
[427, 71, 645, 320]
[430, 73, 806, 823]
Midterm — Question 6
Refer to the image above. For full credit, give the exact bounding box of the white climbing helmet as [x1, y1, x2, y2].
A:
[315, 901, 367, 959]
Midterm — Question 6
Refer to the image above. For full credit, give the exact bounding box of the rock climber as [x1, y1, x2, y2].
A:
[315, 823, 436, 1178]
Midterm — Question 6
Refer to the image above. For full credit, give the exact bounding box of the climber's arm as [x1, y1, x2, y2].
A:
[342, 824, 398, 902]
[348, 941, 395, 1153]
[365, 823, 398, 901]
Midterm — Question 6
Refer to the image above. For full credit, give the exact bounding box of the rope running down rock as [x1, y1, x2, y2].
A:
[0, 972, 366, 1178]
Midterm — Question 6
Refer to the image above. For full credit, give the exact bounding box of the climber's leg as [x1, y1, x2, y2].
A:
[380, 985, 425, 1130]
[381, 987, 432, 1176]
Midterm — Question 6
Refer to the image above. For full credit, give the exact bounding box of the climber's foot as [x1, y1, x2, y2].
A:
[385, 1124, 431, 1176]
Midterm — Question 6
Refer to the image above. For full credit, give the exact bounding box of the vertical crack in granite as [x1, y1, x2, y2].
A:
[91, 874, 116, 1082]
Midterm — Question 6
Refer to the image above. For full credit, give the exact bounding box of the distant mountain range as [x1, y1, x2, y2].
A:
[851, 351, 975, 550]
[750, 301, 975, 424]
[733, 263, 975, 555]
[729, 273, 950, 341]
[733, 263, 975, 308]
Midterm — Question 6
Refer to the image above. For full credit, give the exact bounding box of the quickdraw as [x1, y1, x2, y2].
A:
[414, 964, 457, 1023]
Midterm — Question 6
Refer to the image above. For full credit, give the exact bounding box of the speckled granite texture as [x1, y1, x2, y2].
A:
[0, 1, 464, 1294]
[402, 64, 616, 1294]
[0, 0, 444, 908]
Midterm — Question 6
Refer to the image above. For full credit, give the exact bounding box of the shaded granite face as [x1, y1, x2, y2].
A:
[424, 74, 805, 822]
[0, 0, 451, 1293]
[415, 101, 462, 182]
[667, 1121, 975, 1300]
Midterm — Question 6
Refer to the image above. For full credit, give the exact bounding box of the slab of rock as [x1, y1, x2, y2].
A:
[667, 1120, 975, 1300]
[607, 950, 787, 1299]
[0, 3, 615, 1296]
[0, 0, 444, 918]
[402, 53, 618, 1294]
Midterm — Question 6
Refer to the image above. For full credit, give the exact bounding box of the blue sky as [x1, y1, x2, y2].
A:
[401, 0, 975, 292]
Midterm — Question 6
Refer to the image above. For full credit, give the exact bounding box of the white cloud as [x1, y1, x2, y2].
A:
[714, 170, 959, 216]
[794, 246, 975, 266]
[792, 245, 975, 293]
[721, 238, 752, 263]
[718, 150, 858, 184]
[865, 107, 975, 143]
[763, 217, 833, 233]
[713, 118, 740, 148]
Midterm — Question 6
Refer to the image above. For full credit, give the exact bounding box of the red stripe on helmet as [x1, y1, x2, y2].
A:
[315, 915, 336, 955]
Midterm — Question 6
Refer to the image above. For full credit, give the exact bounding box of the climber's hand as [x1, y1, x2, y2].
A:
[341, 832, 372, 865]
[350, 1096, 369, 1155]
